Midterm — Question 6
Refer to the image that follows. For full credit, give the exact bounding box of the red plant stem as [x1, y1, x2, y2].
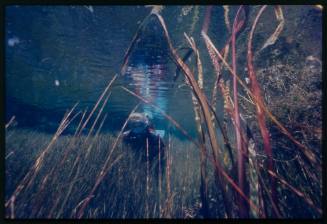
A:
[203, 29, 320, 217]
[203, 6, 249, 217]
[202, 31, 318, 168]
[202, 6, 245, 110]
[232, 5, 249, 218]
[208, 147, 262, 217]
[124, 86, 261, 217]
[202, 6, 224, 108]
[121, 10, 262, 218]
[247, 5, 278, 217]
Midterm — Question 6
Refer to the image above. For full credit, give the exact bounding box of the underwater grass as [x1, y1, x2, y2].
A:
[5, 128, 209, 218]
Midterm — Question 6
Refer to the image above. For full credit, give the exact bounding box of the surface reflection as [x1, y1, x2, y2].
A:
[125, 63, 168, 123]
[123, 16, 171, 131]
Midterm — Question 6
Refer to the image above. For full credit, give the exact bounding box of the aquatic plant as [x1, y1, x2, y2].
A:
[5, 5, 322, 219]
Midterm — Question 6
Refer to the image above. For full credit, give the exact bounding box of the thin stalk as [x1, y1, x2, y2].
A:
[207, 100, 235, 167]
[263, 165, 322, 215]
[184, 33, 209, 217]
[5, 116, 15, 129]
[164, 130, 172, 218]
[146, 137, 149, 219]
[75, 104, 139, 218]
[121, 13, 152, 75]
[232, 5, 249, 218]
[30, 110, 83, 216]
[260, 6, 285, 51]
[57, 114, 108, 218]
[155, 12, 222, 160]
[85, 92, 111, 142]
[43, 109, 88, 217]
[201, 7, 246, 181]
[205, 144, 262, 217]
[223, 5, 231, 33]
[78, 74, 117, 135]
[5, 103, 78, 210]
[9, 197, 14, 219]
[202, 5, 246, 111]
[247, 5, 277, 216]
[55, 108, 88, 169]
[158, 137, 162, 218]
[202, 6, 222, 112]
[201, 6, 213, 34]
[34, 84, 111, 216]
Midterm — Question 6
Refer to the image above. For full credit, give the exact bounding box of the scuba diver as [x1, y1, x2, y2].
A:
[122, 112, 166, 176]
[122, 15, 170, 175]
[122, 62, 167, 177]
[123, 112, 164, 154]
[122, 63, 167, 156]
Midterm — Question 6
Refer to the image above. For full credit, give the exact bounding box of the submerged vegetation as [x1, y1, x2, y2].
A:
[5, 5, 322, 219]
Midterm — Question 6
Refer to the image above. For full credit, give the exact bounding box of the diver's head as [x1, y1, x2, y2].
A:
[144, 111, 153, 121]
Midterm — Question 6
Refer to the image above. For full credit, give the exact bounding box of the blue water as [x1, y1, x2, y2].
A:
[5, 6, 203, 137]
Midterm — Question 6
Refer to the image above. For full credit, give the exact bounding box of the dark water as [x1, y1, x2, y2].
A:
[5, 5, 321, 139]
[5, 6, 205, 137]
